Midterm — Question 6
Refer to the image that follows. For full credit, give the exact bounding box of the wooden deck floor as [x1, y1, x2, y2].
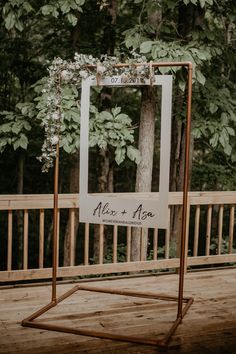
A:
[1, 268, 236, 354]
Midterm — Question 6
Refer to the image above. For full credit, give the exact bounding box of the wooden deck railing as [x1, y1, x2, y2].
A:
[0, 192, 235, 282]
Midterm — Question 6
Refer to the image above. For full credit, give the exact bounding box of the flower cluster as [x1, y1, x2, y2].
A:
[38, 53, 152, 172]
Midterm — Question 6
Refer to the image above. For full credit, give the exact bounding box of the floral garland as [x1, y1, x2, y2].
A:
[38, 53, 153, 172]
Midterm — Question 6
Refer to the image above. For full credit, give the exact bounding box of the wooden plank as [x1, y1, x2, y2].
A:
[39, 209, 44, 268]
[90, 191, 236, 205]
[0, 191, 236, 210]
[99, 224, 104, 264]
[126, 227, 131, 262]
[84, 223, 89, 265]
[0, 194, 79, 210]
[141, 228, 147, 261]
[7, 210, 13, 271]
[23, 210, 28, 270]
[1, 269, 236, 354]
[2, 254, 236, 282]
[57, 210, 60, 267]
[113, 225, 118, 263]
[205, 205, 212, 256]
[153, 228, 158, 261]
[229, 205, 235, 253]
[218, 205, 223, 255]
[69, 209, 75, 266]
[165, 208, 170, 259]
[193, 205, 200, 257]
[184, 202, 190, 272]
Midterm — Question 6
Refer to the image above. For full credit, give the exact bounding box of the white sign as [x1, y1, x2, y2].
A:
[79, 75, 172, 229]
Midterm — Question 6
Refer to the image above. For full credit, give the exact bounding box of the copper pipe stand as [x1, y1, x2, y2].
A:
[22, 284, 193, 349]
[22, 61, 193, 350]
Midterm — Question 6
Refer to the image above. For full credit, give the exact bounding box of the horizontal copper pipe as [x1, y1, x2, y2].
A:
[87, 61, 193, 69]
[23, 320, 167, 347]
[77, 284, 190, 303]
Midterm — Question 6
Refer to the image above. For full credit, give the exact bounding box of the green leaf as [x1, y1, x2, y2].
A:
[127, 146, 141, 164]
[112, 106, 121, 117]
[0, 139, 7, 153]
[219, 129, 229, 148]
[5, 12, 16, 30]
[115, 147, 125, 165]
[140, 41, 153, 54]
[192, 127, 202, 139]
[221, 112, 228, 125]
[63, 143, 73, 153]
[12, 123, 21, 134]
[15, 18, 24, 31]
[19, 134, 28, 149]
[90, 105, 98, 114]
[199, 0, 205, 7]
[61, 2, 71, 14]
[23, 2, 34, 13]
[196, 70, 206, 86]
[89, 134, 98, 147]
[224, 144, 232, 156]
[226, 127, 235, 136]
[178, 80, 186, 92]
[99, 111, 112, 121]
[0, 123, 12, 133]
[41, 5, 54, 15]
[75, 0, 85, 5]
[209, 133, 218, 148]
[67, 13, 78, 26]
[209, 103, 218, 114]
[159, 67, 170, 74]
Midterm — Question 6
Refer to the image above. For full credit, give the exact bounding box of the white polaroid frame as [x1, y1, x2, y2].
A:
[79, 75, 172, 229]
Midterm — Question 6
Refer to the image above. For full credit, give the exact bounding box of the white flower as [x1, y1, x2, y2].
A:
[50, 136, 59, 145]
[79, 70, 88, 79]
[97, 64, 106, 74]
[61, 70, 69, 79]
[51, 112, 60, 120]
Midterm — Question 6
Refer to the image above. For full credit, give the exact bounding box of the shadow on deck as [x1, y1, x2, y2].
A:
[1, 268, 236, 354]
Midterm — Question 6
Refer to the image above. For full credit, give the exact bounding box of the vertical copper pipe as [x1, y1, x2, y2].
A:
[52, 143, 59, 302]
[177, 64, 193, 318]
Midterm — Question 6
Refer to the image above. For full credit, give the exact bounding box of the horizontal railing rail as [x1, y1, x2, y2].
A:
[0, 192, 235, 282]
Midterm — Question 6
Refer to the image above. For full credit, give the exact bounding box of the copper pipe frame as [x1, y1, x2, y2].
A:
[22, 61, 193, 349]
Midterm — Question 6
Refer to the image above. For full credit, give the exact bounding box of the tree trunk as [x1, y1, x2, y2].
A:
[131, 87, 156, 261]
[93, 148, 114, 263]
[63, 151, 80, 266]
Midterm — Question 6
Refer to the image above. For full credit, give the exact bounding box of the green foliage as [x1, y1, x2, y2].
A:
[210, 235, 236, 255]
[2, 0, 85, 32]
[90, 106, 141, 165]
[2, 0, 33, 31]
[104, 243, 127, 263]
[182, 0, 214, 6]
[0, 103, 34, 152]
[192, 82, 236, 158]
[139, 39, 212, 84]
[34, 63, 141, 171]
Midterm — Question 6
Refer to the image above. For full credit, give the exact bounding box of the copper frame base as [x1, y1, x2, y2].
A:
[22, 284, 193, 349]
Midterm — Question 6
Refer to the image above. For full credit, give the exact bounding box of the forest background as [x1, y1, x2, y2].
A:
[0, 0, 235, 270]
